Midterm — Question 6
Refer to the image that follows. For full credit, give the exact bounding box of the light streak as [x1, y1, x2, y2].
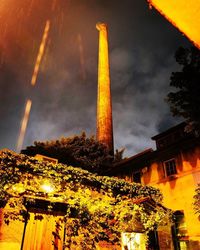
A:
[31, 20, 50, 86]
[27, 0, 34, 17]
[148, 0, 200, 49]
[51, 0, 57, 11]
[17, 20, 51, 152]
[16, 99, 32, 152]
[77, 33, 86, 81]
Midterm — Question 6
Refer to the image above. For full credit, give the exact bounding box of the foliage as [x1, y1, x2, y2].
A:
[21, 132, 113, 175]
[193, 184, 200, 216]
[113, 148, 126, 163]
[0, 150, 169, 249]
[167, 46, 200, 136]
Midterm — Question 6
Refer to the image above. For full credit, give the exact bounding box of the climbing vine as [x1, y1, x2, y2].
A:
[193, 184, 200, 216]
[0, 150, 169, 249]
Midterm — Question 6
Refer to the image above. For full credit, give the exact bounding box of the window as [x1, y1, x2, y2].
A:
[35, 154, 58, 164]
[121, 232, 146, 250]
[164, 159, 177, 177]
[172, 210, 188, 250]
[133, 172, 141, 183]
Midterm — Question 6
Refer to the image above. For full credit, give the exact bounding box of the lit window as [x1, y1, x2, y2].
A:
[164, 159, 177, 177]
[173, 210, 188, 237]
[121, 232, 146, 250]
[172, 210, 188, 249]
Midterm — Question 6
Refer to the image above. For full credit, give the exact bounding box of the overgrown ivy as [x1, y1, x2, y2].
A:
[193, 184, 200, 216]
[0, 150, 170, 249]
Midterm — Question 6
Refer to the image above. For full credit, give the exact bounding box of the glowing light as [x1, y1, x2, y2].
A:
[16, 99, 32, 152]
[41, 181, 54, 193]
[31, 20, 50, 86]
[148, 0, 200, 49]
[96, 23, 113, 154]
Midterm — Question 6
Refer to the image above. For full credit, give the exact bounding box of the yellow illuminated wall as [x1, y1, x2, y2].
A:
[0, 208, 24, 250]
[142, 146, 200, 248]
[148, 0, 200, 49]
[0, 208, 64, 250]
[23, 213, 64, 250]
[96, 23, 114, 154]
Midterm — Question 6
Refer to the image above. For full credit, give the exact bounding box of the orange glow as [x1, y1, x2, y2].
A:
[16, 99, 32, 152]
[96, 23, 113, 154]
[31, 20, 50, 86]
[148, 0, 200, 49]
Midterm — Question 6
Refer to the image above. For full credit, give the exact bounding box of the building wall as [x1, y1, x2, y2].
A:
[142, 146, 200, 249]
[0, 208, 24, 250]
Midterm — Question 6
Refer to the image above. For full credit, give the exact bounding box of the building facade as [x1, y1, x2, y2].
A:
[109, 122, 200, 250]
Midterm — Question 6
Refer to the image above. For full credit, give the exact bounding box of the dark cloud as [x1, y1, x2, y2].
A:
[0, 0, 191, 156]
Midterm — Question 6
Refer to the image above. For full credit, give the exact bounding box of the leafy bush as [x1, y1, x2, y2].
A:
[21, 132, 113, 175]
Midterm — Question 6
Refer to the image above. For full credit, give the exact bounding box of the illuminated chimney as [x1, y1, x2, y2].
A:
[96, 22, 114, 154]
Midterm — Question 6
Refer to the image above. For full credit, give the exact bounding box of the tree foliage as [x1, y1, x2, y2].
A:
[21, 132, 113, 175]
[0, 150, 169, 249]
[167, 46, 200, 135]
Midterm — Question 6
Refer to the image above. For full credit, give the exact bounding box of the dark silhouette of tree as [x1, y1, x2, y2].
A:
[113, 148, 126, 163]
[21, 132, 114, 175]
[167, 46, 200, 136]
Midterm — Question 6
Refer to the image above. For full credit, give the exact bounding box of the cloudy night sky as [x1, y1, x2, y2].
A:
[0, 0, 191, 156]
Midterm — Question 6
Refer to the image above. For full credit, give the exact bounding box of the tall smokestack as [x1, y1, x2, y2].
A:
[96, 22, 114, 154]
